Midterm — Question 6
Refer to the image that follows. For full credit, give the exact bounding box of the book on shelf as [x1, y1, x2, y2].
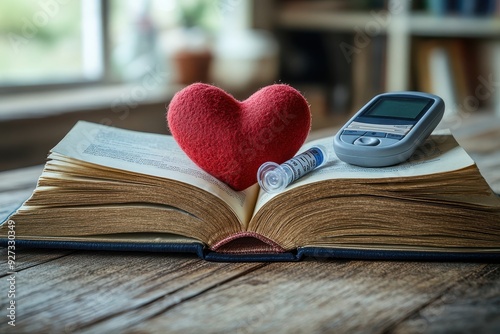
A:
[414, 38, 500, 118]
[351, 35, 386, 112]
[425, 0, 498, 17]
[414, 39, 456, 119]
[1, 121, 500, 262]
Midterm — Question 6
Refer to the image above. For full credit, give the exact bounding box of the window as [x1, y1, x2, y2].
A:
[108, 0, 252, 82]
[0, 0, 104, 89]
[0, 0, 251, 92]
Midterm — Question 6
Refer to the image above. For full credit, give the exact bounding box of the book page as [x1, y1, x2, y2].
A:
[254, 131, 474, 212]
[51, 121, 258, 225]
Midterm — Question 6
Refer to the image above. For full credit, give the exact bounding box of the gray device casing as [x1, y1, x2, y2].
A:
[333, 92, 445, 167]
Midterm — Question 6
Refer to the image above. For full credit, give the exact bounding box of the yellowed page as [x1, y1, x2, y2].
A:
[254, 131, 474, 212]
[51, 121, 258, 225]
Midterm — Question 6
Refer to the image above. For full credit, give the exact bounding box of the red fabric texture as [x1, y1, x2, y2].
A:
[167, 83, 311, 190]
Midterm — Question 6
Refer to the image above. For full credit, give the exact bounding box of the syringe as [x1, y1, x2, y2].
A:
[257, 145, 329, 194]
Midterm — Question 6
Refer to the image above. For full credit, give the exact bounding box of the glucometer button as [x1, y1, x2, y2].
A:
[387, 133, 405, 140]
[343, 130, 366, 136]
[354, 137, 380, 146]
[365, 131, 387, 138]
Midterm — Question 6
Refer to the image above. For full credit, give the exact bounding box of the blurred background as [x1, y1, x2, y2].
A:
[1, 0, 500, 176]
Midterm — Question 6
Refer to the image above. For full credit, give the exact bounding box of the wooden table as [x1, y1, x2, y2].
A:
[1, 116, 500, 333]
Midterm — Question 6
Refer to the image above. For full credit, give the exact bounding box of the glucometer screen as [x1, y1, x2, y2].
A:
[365, 98, 431, 120]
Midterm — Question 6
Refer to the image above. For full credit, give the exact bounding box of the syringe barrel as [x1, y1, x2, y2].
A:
[257, 145, 328, 194]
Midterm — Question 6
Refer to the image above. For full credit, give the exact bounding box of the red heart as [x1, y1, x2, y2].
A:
[167, 83, 311, 190]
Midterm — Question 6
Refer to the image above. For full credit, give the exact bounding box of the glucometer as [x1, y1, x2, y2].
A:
[333, 91, 445, 167]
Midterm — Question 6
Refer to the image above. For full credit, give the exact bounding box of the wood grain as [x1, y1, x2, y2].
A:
[390, 264, 500, 333]
[1, 252, 498, 333]
[104, 260, 493, 333]
[0, 248, 73, 277]
[0, 165, 42, 223]
[452, 115, 500, 194]
[0, 165, 43, 192]
[0, 249, 264, 333]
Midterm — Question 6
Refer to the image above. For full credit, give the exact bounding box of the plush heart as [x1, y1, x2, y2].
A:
[167, 83, 311, 190]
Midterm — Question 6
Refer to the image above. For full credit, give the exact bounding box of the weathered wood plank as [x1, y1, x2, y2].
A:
[89, 260, 493, 333]
[1, 254, 497, 334]
[452, 115, 500, 194]
[0, 250, 264, 333]
[0, 189, 36, 224]
[0, 248, 74, 277]
[0, 165, 42, 192]
[390, 264, 500, 333]
[0, 165, 42, 223]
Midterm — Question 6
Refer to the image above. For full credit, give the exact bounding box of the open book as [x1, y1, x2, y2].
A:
[1, 121, 500, 261]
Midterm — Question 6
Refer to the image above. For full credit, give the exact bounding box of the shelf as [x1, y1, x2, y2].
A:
[0, 84, 180, 120]
[268, 1, 500, 119]
[409, 13, 500, 37]
[277, 9, 500, 37]
[277, 10, 388, 32]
